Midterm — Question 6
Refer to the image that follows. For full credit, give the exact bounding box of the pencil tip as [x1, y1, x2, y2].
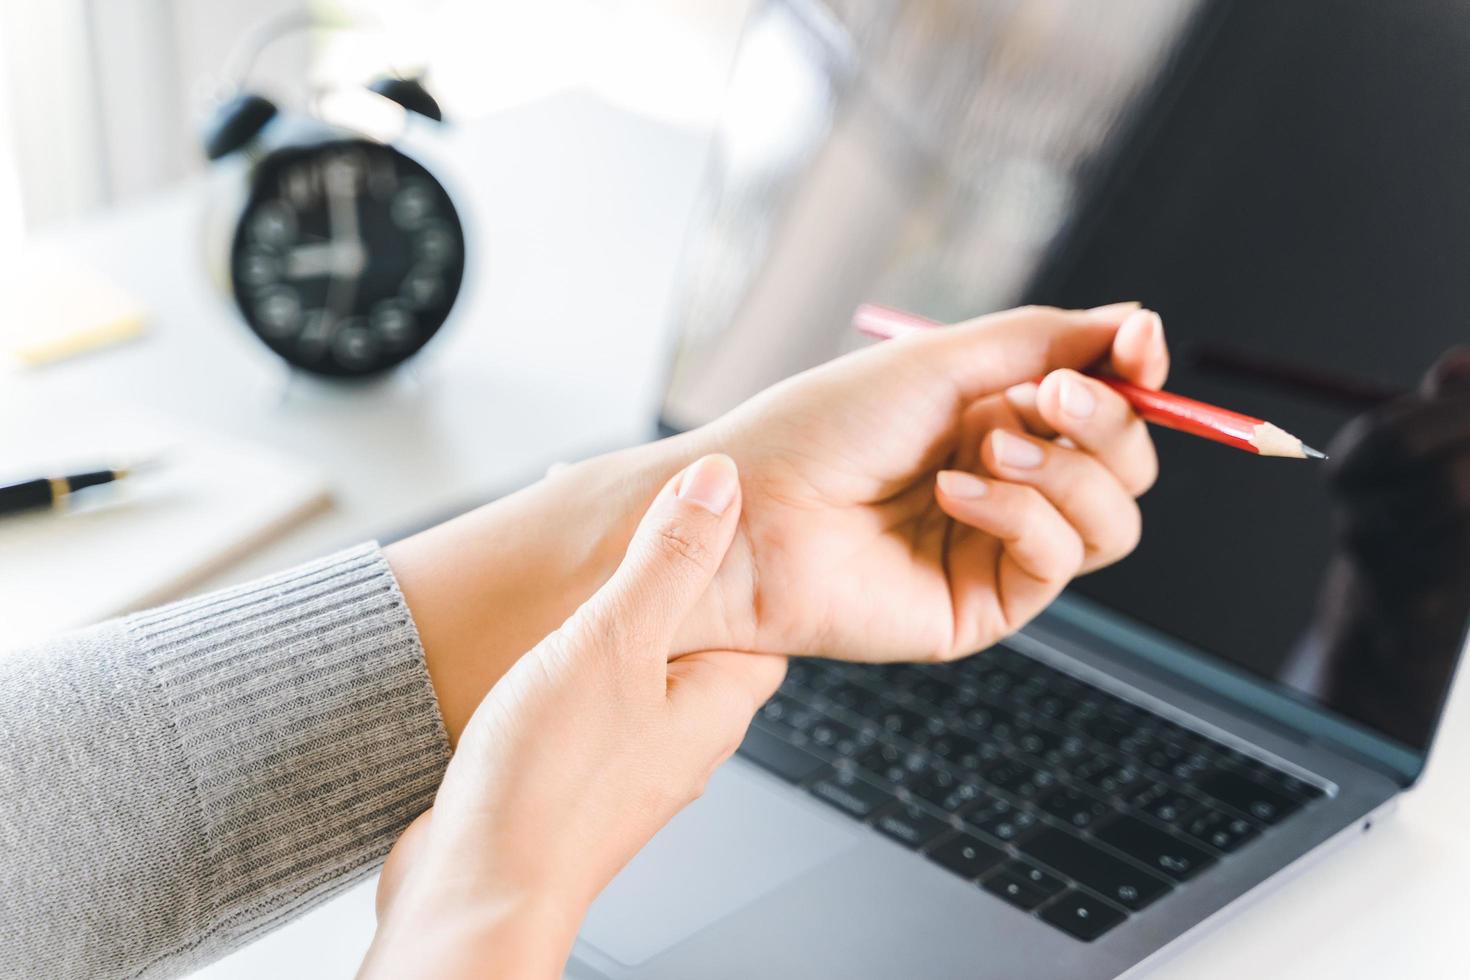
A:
[1302, 444, 1329, 460]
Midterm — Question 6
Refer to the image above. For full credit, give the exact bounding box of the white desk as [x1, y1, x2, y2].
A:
[13, 92, 1468, 979]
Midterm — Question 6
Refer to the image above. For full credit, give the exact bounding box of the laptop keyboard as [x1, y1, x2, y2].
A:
[736, 644, 1327, 942]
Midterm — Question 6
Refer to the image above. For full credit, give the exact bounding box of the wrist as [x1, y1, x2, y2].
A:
[365, 886, 580, 980]
[387, 431, 719, 743]
[554, 430, 757, 656]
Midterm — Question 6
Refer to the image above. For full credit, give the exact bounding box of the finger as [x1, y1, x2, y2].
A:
[877, 303, 1143, 405]
[1034, 369, 1159, 495]
[954, 392, 1030, 474]
[980, 429, 1142, 571]
[1108, 308, 1169, 389]
[574, 453, 742, 658]
[667, 651, 788, 772]
[1000, 380, 1058, 438]
[935, 470, 1084, 644]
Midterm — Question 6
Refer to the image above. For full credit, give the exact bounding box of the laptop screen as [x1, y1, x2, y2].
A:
[1028, 1, 1470, 754]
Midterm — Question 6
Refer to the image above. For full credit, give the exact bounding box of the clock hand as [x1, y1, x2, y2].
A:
[326, 159, 363, 249]
[317, 157, 365, 359]
[285, 242, 366, 279]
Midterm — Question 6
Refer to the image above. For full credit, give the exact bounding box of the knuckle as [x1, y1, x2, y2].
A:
[1122, 502, 1143, 552]
[1043, 516, 1086, 574]
[1018, 303, 1061, 317]
[653, 519, 716, 572]
[580, 598, 634, 655]
[1096, 500, 1143, 562]
[1130, 448, 1160, 496]
[1015, 484, 1050, 516]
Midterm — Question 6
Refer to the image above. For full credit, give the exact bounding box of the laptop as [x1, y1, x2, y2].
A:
[569, 1, 1470, 976]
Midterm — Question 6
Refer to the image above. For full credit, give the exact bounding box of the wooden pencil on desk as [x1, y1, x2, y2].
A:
[852, 303, 1328, 460]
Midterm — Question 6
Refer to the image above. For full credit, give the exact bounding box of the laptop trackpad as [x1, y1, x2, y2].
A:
[577, 762, 859, 967]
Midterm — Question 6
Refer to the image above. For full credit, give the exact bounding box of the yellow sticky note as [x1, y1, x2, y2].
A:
[1, 248, 147, 367]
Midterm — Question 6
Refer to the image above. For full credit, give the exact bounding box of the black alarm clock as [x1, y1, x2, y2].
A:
[204, 62, 465, 378]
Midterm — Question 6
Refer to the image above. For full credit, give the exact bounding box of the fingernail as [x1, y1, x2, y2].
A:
[993, 430, 1044, 469]
[1086, 300, 1143, 316]
[1117, 309, 1162, 353]
[1004, 381, 1038, 410]
[937, 470, 989, 499]
[675, 454, 738, 515]
[1059, 375, 1096, 419]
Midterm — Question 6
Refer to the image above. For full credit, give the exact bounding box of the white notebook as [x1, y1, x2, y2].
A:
[0, 403, 330, 653]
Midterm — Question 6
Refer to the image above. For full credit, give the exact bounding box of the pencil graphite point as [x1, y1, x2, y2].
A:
[1250, 422, 1326, 459]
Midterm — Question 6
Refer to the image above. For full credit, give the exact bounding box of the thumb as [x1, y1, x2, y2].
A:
[577, 453, 742, 655]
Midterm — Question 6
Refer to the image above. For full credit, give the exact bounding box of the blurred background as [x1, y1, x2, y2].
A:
[0, 0, 752, 245]
[0, 0, 1216, 650]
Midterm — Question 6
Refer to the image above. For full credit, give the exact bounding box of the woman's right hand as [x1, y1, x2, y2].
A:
[361, 454, 785, 979]
[669, 302, 1170, 664]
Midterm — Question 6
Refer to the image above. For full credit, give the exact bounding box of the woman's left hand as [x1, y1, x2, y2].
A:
[360, 454, 784, 979]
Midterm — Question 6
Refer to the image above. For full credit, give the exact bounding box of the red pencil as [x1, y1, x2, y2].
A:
[852, 303, 1327, 460]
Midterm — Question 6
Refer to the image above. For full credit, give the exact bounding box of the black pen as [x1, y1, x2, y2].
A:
[0, 466, 137, 516]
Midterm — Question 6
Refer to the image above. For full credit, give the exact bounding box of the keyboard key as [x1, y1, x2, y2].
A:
[1020, 827, 1171, 911]
[1193, 769, 1302, 824]
[980, 758, 1056, 800]
[855, 741, 922, 787]
[871, 802, 951, 850]
[968, 802, 1040, 845]
[808, 716, 864, 755]
[825, 681, 883, 714]
[926, 831, 1006, 881]
[1182, 807, 1260, 853]
[876, 703, 931, 739]
[984, 869, 1052, 911]
[1014, 726, 1067, 760]
[995, 858, 1065, 899]
[1082, 715, 1134, 748]
[957, 705, 1005, 740]
[1094, 815, 1216, 881]
[1140, 739, 1191, 774]
[809, 768, 893, 819]
[1038, 787, 1114, 830]
[1075, 760, 1146, 797]
[929, 731, 984, 769]
[906, 675, 955, 706]
[910, 768, 986, 812]
[738, 726, 826, 783]
[756, 694, 802, 732]
[1135, 790, 1200, 827]
[1040, 889, 1127, 942]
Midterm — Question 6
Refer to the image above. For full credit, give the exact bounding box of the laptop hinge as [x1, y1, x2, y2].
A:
[1030, 594, 1422, 787]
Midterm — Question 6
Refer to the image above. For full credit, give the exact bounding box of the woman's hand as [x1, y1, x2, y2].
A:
[388, 302, 1167, 740]
[361, 454, 785, 979]
[681, 302, 1169, 663]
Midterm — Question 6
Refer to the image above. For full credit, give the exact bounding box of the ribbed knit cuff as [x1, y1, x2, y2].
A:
[124, 543, 451, 956]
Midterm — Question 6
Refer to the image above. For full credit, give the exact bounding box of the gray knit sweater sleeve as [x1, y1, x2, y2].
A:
[0, 543, 452, 980]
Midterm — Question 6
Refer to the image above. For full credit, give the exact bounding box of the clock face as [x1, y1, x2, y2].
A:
[230, 138, 465, 376]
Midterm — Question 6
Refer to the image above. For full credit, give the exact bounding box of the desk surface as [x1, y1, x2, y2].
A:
[14, 92, 1468, 979]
